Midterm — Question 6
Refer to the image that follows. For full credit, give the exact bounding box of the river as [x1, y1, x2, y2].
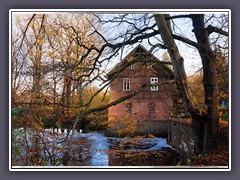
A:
[12, 128, 184, 167]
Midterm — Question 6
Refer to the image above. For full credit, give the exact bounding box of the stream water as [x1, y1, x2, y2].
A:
[12, 129, 184, 167]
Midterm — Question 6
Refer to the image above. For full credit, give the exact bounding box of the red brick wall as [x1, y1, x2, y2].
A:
[108, 61, 173, 123]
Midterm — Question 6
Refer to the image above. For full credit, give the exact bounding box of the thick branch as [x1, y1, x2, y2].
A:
[206, 25, 228, 37]
[172, 34, 199, 48]
[165, 14, 191, 20]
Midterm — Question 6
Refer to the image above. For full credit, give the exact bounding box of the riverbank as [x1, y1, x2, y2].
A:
[11, 120, 229, 167]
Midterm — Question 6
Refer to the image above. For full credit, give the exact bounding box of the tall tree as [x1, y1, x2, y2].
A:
[12, 12, 229, 155]
[93, 12, 228, 153]
[17, 14, 47, 103]
[154, 14, 228, 152]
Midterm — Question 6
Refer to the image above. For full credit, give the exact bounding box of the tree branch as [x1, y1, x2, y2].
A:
[172, 34, 199, 48]
[104, 30, 159, 50]
[14, 14, 36, 57]
[84, 79, 175, 116]
[206, 25, 228, 37]
[165, 15, 191, 20]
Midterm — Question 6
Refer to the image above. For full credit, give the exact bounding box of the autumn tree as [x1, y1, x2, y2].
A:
[12, 13, 146, 164]
[93, 12, 228, 153]
[11, 13, 111, 165]
[11, 12, 229, 158]
[15, 14, 47, 104]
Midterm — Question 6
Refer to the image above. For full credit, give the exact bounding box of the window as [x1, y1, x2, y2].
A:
[123, 78, 130, 91]
[129, 64, 135, 70]
[126, 103, 132, 114]
[150, 77, 158, 91]
[148, 102, 156, 115]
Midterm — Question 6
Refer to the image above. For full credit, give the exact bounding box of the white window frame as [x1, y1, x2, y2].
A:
[150, 77, 159, 91]
[123, 78, 130, 91]
[129, 64, 135, 70]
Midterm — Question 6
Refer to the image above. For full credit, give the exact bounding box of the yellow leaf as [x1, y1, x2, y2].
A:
[37, 39, 43, 45]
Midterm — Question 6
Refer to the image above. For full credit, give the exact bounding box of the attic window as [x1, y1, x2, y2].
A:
[129, 64, 135, 70]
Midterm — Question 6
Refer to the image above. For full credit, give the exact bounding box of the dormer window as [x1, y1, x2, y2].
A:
[129, 64, 135, 70]
[150, 77, 159, 91]
[123, 78, 130, 91]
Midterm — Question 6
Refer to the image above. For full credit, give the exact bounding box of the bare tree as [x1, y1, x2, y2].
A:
[11, 11, 229, 159]
[93, 12, 228, 153]
[154, 14, 228, 153]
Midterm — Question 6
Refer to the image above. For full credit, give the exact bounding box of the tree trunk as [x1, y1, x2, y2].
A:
[154, 14, 216, 153]
[191, 14, 219, 151]
[77, 78, 84, 106]
[154, 14, 197, 112]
